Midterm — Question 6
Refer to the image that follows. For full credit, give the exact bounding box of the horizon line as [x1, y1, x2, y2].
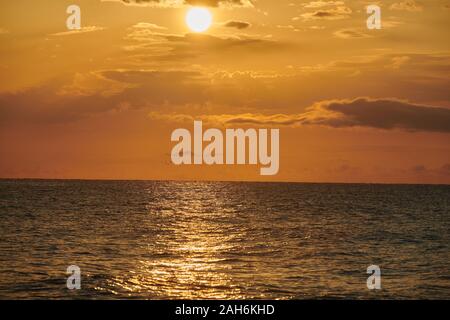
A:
[0, 177, 449, 187]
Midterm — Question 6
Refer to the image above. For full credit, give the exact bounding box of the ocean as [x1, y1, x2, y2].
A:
[0, 180, 448, 299]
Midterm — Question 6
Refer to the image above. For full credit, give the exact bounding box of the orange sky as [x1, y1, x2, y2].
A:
[0, 0, 449, 183]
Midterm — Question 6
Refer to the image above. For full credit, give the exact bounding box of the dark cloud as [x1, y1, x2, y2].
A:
[2, 56, 449, 135]
[114, 0, 252, 7]
[0, 85, 116, 124]
[224, 21, 251, 29]
[0, 71, 206, 124]
[157, 98, 450, 133]
[305, 98, 450, 132]
[299, 6, 352, 20]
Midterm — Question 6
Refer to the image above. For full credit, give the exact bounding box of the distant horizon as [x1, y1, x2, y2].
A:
[1, 176, 449, 186]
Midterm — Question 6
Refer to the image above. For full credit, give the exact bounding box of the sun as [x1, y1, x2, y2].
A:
[186, 7, 212, 33]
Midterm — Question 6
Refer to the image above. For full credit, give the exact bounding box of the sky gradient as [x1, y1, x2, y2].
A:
[0, 0, 449, 183]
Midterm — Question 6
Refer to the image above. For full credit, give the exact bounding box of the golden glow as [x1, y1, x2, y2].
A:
[185, 7, 212, 33]
[1, 1, 449, 184]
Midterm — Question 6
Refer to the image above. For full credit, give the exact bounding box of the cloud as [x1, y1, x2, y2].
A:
[120, 22, 285, 69]
[149, 98, 450, 133]
[302, 1, 345, 8]
[0, 28, 9, 35]
[0, 85, 114, 124]
[148, 111, 304, 126]
[276, 25, 301, 32]
[0, 70, 207, 124]
[154, 31, 273, 48]
[390, 0, 423, 12]
[440, 163, 450, 175]
[125, 22, 277, 49]
[104, 0, 253, 7]
[100, 69, 204, 86]
[296, 98, 450, 132]
[132, 22, 167, 30]
[409, 163, 450, 178]
[298, 5, 352, 20]
[334, 28, 372, 39]
[2, 51, 449, 128]
[411, 164, 427, 173]
[124, 29, 284, 63]
[51, 26, 105, 36]
[223, 21, 251, 29]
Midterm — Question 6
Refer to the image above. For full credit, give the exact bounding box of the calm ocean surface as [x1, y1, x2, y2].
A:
[0, 180, 448, 299]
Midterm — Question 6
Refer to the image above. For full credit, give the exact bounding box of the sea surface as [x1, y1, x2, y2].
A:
[0, 179, 449, 299]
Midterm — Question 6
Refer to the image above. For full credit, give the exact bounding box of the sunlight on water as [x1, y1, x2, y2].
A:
[109, 206, 243, 299]
[0, 180, 449, 299]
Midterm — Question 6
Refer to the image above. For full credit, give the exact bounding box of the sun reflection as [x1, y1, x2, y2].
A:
[106, 183, 246, 299]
